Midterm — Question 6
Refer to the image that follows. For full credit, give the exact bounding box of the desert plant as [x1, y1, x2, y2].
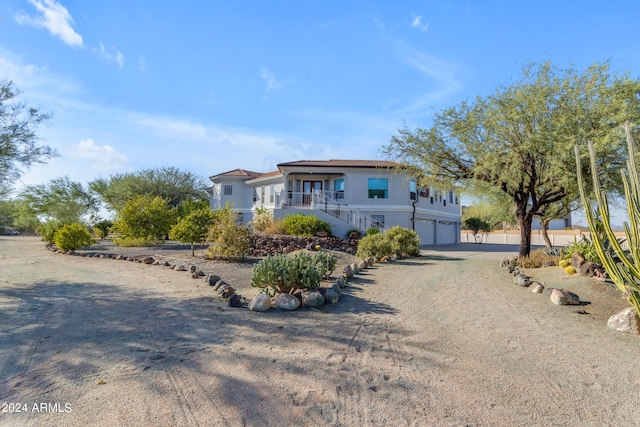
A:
[280, 213, 331, 237]
[345, 227, 362, 238]
[365, 227, 380, 236]
[207, 222, 251, 260]
[356, 232, 394, 259]
[385, 226, 421, 256]
[312, 250, 337, 278]
[251, 252, 332, 295]
[171, 208, 214, 256]
[54, 222, 94, 251]
[464, 217, 492, 243]
[38, 220, 62, 243]
[251, 208, 274, 232]
[517, 248, 557, 268]
[112, 195, 176, 246]
[565, 266, 577, 275]
[93, 220, 113, 239]
[575, 121, 640, 316]
[562, 236, 600, 263]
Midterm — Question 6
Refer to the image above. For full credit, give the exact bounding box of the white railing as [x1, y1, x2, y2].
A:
[312, 192, 389, 233]
[280, 190, 343, 208]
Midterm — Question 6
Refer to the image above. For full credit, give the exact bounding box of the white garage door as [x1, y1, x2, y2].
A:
[436, 221, 457, 244]
[415, 220, 435, 245]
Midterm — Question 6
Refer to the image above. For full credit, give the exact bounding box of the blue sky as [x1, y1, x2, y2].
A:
[2, 1, 640, 224]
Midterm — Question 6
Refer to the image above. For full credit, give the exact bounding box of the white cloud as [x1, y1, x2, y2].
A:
[93, 42, 125, 68]
[411, 14, 429, 32]
[68, 139, 128, 172]
[260, 68, 283, 94]
[15, 0, 83, 47]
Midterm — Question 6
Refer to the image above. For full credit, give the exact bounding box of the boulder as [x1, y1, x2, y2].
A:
[571, 252, 586, 269]
[142, 257, 155, 265]
[579, 262, 608, 280]
[350, 262, 359, 274]
[207, 274, 222, 286]
[228, 294, 243, 308]
[335, 276, 347, 289]
[302, 291, 325, 307]
[189, 265, 197, 273]
[248, 294, 271, 312]
[550, 288, 580, 305]
[607, 307, 640, 334]
[500, 258, 509, 268]
[366, 257, 376, 267]
[506, 265, 516, 274]
[343, 265, 354, 279]
[358, 260, 367, 270]
[213, 280, 227, 291]
[513, 273, 532, 287]
[324, 288, 340, 304]
[174, 264, 187, 271]
[275, 293, 300, 311]
[530, 282, 545, 293]
[329, 282, 342, 295]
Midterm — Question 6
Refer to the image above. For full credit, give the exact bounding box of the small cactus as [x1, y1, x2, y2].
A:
[559, 259, 570, 268]
[564, 266, 577, 275]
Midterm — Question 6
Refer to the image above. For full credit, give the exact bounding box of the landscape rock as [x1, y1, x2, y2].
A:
[335, 276, 347, 289]
[174, 264, 187, 271]
[506, 265, 516, 274]
[302, 291, 325, 307]
[329, 282, 342, 295]
[351, 262, 359, 274]
[530, 282, 545, 293]
[275, 293, 300, 311]
[207, 274, 222, 286]
[571, 252, 586, 269]
[228, 294, 243, 308]
[513, 273, 532, 287]
[607, 307, 640, 334]
[324, 288, 340, 304]
[248, 294, 271, 312]
[550, 288, 581, 305]
[358, 260, 367, 270]
[142, 257, 155, 265]
[213, 280, 227, 291]
[343, 265, 354, 279]
[579, 262, 608, 280]
[500, 258, 509, 268]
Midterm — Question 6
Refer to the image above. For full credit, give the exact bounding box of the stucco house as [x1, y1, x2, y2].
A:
[208, 160, 461, 245]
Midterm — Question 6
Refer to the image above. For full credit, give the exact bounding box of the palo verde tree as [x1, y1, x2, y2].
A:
[89, 166, 209, 213]
[384, 61, 640, 257]
[18, 176, 100, 225]
[0, 81, 57, 198]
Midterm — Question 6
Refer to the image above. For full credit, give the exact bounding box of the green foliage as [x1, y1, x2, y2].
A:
[365, 228, 380, 236]
[563, 237, 600, 263]
[463, 217, 492, 234]
[171, 208, 214, 256]
[0, 81, 57, 197]
[18, 176, 99, 225]
[251, 208, 274, 232]
[251, 252, 336, 295]
[462, 191, 518, 230]
[517, 248, 557, 268]
[312, 250, 337, 278]
[345, 227, 362, 238]
[89, 166, 209, 212]
[176, 198, 211, 219]
[112, 195, 176, 246]
[576, 123, 640, 316]
[38, 220, 62, 243]
[280, 213, 332, 237]
[385, 61, 640, 257]
[93, 220, 113, 239]
[384, 226, 421, 256]
[356, 233, 394, 259]
[54, 222, 94, 252]
[206, 205, 250, 260]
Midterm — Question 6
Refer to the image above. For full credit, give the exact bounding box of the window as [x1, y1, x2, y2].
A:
[449, 191, 454, 203]
[410, 180, 417, 201]
[223, 185, 233, 196]
[261, 187, 265, 205]
[334, 178, 344, 199]
[371, 215, 385, 227]
[368, 178, 388, 199]
[252, 188, 258, 202]
[270, 184, 274, 203]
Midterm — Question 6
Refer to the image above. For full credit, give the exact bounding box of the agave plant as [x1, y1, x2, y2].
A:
[574, 121, 640, 316]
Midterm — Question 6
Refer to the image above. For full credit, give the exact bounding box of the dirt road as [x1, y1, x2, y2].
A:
[1, 236, 639, 426]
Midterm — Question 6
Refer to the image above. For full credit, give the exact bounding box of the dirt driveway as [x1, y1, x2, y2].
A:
[1, 236, 639, 426]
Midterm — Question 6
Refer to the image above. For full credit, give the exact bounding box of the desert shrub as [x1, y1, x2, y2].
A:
[251, 251, 335, 295]
[365, 227, 380, 236]
[384, 226, 421, 256]
[563, 237, 599, 263]
[565, 266, 577, 275]
[281, 214, 331, 237]
[39, 220, 62, 243]
[251, 208, 274, 232]
[93, 220, 113, 239]
[54, 223, 94, 251]
[345, 227, 362, 238]
[356, 233, 394, 259]
[112, 195, 176, 246]
[112, 236, 162, 247]
[517, 248, 557, 268]
[207, 208, 251, 260]
[313, 250, 337, 278]
[171, 208, 214, 256]
[558, 259, 571, 268]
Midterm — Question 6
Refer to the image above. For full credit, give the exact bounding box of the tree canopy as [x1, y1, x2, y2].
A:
[18, 176, 100, 225]
[89, 166, 209, 213]
[0, 81, 57, 198]
[384, 61, 640, 256]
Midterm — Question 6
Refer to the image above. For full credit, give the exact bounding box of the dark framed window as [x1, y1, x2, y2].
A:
[368, 178, 388, 199]
[410, 180, 417, 201]
[223, 185, 233, 196]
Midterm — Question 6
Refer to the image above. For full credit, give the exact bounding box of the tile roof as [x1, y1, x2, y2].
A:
[277, 159, 402, 168]
[209, 168, 261, 179]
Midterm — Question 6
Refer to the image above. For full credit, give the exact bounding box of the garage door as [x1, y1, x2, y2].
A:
[414, 220, 435, 245]
[436, 221, 457, 244]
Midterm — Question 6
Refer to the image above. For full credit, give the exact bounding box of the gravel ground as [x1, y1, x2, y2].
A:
[1, 236, 639, 427]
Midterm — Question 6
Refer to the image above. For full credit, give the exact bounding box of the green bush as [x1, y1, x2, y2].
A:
[112, 195, 176, 245]
[39, 220, 62, 243]
[171, 208, 214, 256]
[93, 220, 113, 239]
[385, 226, 421, 256]
[356, 232, 394, 259]
[365, 227, 380, 236]
[356, 226, 421, 259]
[251, 251, 335, 295]
[518, 248, 557, 268]
[280, 214, 331, 237]
[563, 237, 600, 263]
[251, 208, 274, 232]
[345, 227, 362, 238]
[54, 223, 94, 251]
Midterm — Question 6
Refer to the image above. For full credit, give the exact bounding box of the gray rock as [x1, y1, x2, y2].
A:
[335, 276, 347, 289]
[189, 265, 197, 273]
[213, 280, 227, 291]
[607, 307, 640, 334]
[302, 291, 325, 307]
[248, 294, 271, 312]
[500, 258, 510, 268]
[329, 282, 342, 295]
[571, 252, 586, 269]
[366, 257, 375, 267]
[228, 294, 243, 308]
[550, 288, 580, 305]
[530, 282, 544, 293]
[275, 293, 300, 311]
[174, 264, 187, 271]
[351, 262, 359, 274]
[207, 274, 222, 286]
[513, 273, 532, 287]
[325, 288, 340, 304]
[343, 265, 354, 279]
[142, 257, 155, 264]
[358, 260, 367, 270]
[506, 265, 516, 274]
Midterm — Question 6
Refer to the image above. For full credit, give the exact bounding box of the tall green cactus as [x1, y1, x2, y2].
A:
[575, 121, 640, 316]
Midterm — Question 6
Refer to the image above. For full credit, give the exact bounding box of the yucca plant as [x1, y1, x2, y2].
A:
[575, 121, 640, 316]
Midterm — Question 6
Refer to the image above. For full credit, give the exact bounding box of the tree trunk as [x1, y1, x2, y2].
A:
[541, 219, 553, 250]
[518, 213, 534, 258]
[191, 243, 195, 257]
